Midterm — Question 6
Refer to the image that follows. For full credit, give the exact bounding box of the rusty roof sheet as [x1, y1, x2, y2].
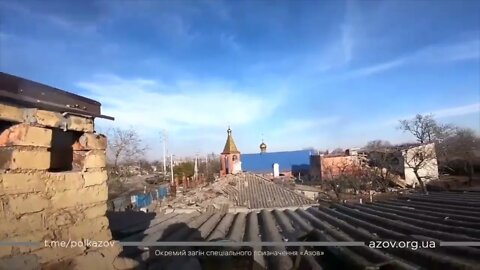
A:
[111, 191, 480, 270]
[0, 72, 113, 120]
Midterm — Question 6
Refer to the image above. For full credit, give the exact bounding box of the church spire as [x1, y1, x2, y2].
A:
[222, 127, 240, 154]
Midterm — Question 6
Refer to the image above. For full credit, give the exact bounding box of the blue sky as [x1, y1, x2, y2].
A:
[1, 0, 479, 159]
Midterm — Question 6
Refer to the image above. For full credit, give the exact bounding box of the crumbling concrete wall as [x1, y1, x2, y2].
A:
[0, 103, 135, 269]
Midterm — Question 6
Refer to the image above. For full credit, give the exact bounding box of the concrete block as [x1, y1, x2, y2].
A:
[68, 216, 109, 239]
[0, 104, 24, 123]
[30, 109, 63, 128]
[0, 124, 52, 147]
[8, 194, 49, 215]
[51, 185, 108, 209]
[67, 115, 94, 132]
[73, 150, 106, 170]
[7, 230, 50, 253]
[83, 203, 107, 219]
[83, 170, 108, 187]
[45, 172, 84, 192]
[2, 172, 45, 194]
[0, 148, 50, 170]
[72, 133, 107, 151]
[0, 212, 44, 237]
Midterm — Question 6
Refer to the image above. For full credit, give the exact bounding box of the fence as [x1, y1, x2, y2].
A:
[107, 184, 170, 211]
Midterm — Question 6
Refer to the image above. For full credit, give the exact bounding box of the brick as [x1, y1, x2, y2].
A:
[0, 104, 24, 122]
[45, 172, 84, 192]
[72, 133, 107, 151]
[67, 115, 94, 132]
[2, 172, 45, 194]
[8, 194, 49, 215]
[0, 148, 50, 170]
[73, 150, 106, 170]
[83, 204, 107, 219]
[51, 185, 108, 210]
[83, 170, 108, 187]
[0, 124, 52, 147]
[24, 109, 63, 128]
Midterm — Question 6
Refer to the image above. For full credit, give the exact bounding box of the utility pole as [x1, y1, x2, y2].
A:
[205, 155, 208, 181]
[170, 154, 174, 185]
[194, 154, 198, 182]
[161, 130, 167, 176]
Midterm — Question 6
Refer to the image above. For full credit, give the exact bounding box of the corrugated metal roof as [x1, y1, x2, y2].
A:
[242, 150, 311, 173]
[217, 174, 314, 209]
[111, 191, 480, 270]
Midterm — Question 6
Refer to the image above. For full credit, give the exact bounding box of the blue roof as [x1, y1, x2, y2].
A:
[241, 150, 312, 173]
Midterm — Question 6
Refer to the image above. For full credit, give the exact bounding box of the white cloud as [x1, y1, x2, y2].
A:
[349, 58, 406, 77]
[384, 102, 480, 126]
[79, 74, 288, 158]
[348, 38, 480, 78]
[77, 74, 284, 134]
[431, 103, 480, 118]
[415, 39, 480, 63]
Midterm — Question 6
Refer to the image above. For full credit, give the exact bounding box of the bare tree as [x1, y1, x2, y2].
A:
[322, 157, 367, 199]
[398, 114, 454, 144]
[365, 140, 392, 150]
[107, 127, 147, 171]
[403, 144, 437, 194]
[331, 148, 344, 154]
[441, 128, 478, 183]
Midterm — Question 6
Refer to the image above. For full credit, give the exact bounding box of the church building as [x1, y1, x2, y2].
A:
[219, 127, 311, 177]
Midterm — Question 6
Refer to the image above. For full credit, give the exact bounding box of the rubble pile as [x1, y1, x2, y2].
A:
[159, 180, 237, 212]
[157, 173, 315, 212]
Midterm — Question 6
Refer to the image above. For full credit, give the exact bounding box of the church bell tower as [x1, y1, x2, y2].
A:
[220, 127, 242, 176]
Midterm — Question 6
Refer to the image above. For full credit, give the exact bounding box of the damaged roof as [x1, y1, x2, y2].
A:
[216, 174, 315, 209]
[110, 191, 480, 270]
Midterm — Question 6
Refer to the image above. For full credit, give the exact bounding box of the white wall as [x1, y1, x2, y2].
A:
[402, 143, 439, 185]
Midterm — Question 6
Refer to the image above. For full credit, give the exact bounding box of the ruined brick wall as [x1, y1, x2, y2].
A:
[0, 103, 132, 269]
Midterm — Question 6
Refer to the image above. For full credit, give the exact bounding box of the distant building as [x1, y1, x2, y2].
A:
[363, 143, 439, 186]
[219, 128, 312, 177]
[242, 148, 311, 177]
[309, 149, 364, 181]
